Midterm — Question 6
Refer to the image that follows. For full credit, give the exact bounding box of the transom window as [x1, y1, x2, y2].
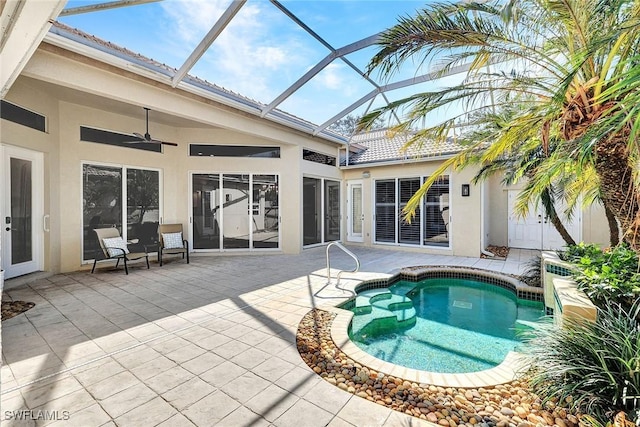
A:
[1, 100, 46, 132]
[189, 144, 280, 158]
[80, 126, 162, 152]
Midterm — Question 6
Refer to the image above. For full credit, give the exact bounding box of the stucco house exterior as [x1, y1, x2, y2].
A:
[1, 20, 610, 282]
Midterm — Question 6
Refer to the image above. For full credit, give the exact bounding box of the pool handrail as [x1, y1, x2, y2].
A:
[326, 241, 360, 286]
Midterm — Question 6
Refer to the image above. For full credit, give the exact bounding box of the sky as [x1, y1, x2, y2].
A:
[59, 0, 464, 128]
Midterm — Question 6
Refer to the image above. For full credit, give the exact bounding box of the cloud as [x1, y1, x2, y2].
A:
[314, 63, 344, 90]
[159, 0, 315, 103]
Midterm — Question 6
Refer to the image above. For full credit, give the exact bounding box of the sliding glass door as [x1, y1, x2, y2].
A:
[303, 177, 341, 246]
[82, 164, 160, 261]
[192, 173, 279, 251]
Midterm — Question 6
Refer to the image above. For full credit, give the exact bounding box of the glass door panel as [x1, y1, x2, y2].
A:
[303, 177, 321, 245]
[375, 180, 396, 243]
[222, 174, 250, 249]
[10, 158, 32, 264]
[127, 169, 160, 251]
[423, 176, 450, 247]
[399, 178, 421, 245]
[192, 174, 220, 249]
[252, 174, 279, 249]
[82, 164, 123, 260]
[324, 180, 341, 242]
[348, 181, 363, 242]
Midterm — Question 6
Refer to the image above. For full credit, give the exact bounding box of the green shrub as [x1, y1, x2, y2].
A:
[522, 302, 640, 423]
[559, 244, 640, 310]
[557, 242, 604, 263]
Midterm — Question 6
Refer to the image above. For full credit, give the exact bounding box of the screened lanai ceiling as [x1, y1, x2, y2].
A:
[40, 0, 468, 140]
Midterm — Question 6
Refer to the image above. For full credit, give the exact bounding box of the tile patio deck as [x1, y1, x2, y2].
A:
[1, 246, 538, 427]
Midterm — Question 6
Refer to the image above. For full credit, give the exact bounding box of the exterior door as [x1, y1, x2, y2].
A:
[347, 180, 363, 242]
[1, 146, 44, 279]
[507, 190, 581, 250]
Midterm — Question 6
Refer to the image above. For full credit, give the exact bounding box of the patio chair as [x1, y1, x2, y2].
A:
[158, 223, 189, 266]
[91, 227, 150, 274]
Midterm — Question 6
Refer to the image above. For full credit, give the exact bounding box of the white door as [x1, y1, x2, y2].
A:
[507, 190, 581, 250]
[1, 146, 44, 279]
[347, 180, 363, 242]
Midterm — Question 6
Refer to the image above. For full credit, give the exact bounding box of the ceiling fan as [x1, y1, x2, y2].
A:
[126, 107, 178, 146]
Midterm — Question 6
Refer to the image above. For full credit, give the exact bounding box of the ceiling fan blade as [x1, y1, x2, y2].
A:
[128, 107, 178, 147]
[151, 139, 178, 146]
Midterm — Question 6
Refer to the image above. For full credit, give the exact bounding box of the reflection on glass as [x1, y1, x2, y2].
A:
[423, 176, 450, 247]
[127, 169, 160, 251]
[82, 164, 122, 260]
[192, 174, 220, 249]
[222, 174, 250, 249]
[324, 180, 340, 242]
[352, 185, 362, 235]
[10, 158, 32, 264]
[303, 177, 321, 245]
[253, 175, 279, 249]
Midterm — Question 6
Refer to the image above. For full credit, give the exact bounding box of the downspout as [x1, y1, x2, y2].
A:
[480, 181, 495, 257]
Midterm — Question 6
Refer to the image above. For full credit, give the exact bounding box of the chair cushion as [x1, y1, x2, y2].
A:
[162, 232, 183, 249]
[103, 237, 129, 258]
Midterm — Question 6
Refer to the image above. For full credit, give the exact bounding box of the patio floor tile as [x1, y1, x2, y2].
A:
[182, 390, 240, 426]
[244, 384, 299, 423]
[97, 382, 157, 418]
[217, 406, 270, 427]
[161, 377, 216, 411]
[199, 360, 247, 388]
[273, 398, 334, 427]
[2, 246, 538, 426]
[113, 396, 177, 426]
[219, 371, 271, 403]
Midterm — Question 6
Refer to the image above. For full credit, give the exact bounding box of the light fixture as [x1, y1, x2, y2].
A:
[461, 184, 470, 197]
[362, 171, 371, 178]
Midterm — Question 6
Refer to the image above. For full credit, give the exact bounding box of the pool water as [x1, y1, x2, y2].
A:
[347, 278, 544, 373]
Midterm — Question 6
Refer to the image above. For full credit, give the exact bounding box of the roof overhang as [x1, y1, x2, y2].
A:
[43, 24, 349, 145]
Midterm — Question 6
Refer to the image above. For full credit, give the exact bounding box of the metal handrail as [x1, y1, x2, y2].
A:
[326, 241, 360, 286]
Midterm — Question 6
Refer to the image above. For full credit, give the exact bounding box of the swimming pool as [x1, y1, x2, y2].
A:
[346, 275, 544, 373]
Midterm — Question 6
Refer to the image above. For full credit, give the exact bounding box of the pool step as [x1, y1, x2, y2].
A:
[350, 288, 417, 339]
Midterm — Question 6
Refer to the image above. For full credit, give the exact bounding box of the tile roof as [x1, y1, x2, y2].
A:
[342, 129, 464, 166]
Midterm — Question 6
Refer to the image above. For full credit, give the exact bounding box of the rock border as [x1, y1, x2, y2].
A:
[297, 308, 578, 427]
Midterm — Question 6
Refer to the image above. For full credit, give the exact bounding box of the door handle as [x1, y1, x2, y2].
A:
[43, 214, 50, 232]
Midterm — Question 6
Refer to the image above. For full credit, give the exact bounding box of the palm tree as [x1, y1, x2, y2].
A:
[360, 0, 640, 248]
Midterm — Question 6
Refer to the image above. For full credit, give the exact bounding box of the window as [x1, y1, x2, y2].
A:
[302, 149, 336, 166]
[80, 126, 161, 152]
[189, 144, 280, 158]
[374, 176, 450, 247]
[82, 164, 160, 261]
[1, 100, 46, 132]
[374, 180, 396, 243]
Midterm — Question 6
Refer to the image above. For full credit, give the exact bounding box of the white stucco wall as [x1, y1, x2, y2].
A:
[2, 46, 342, 273]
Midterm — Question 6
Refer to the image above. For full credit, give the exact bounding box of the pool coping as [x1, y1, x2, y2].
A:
[321, 266, 541, 388]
